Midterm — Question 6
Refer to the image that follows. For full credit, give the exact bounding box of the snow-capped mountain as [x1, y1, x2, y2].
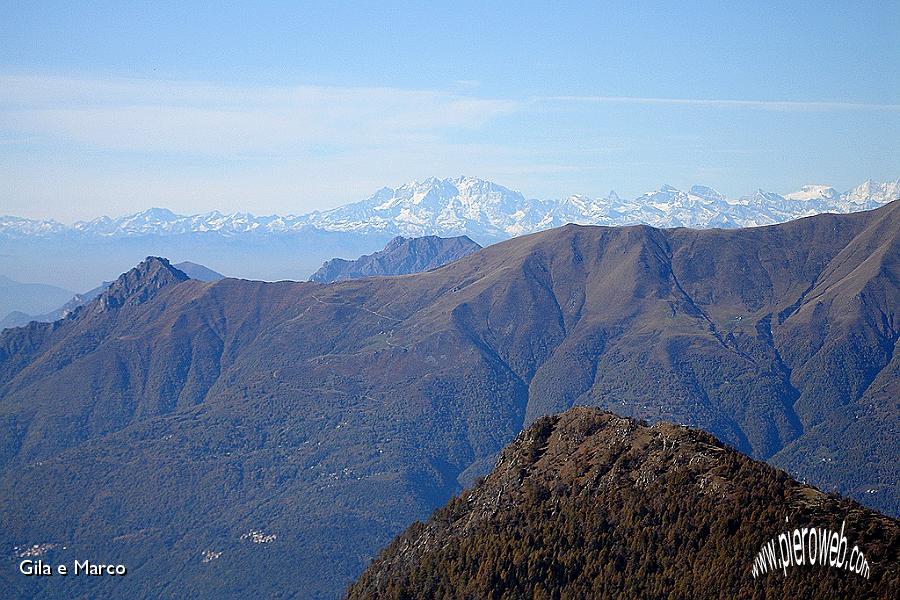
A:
[303, 176, 552, 240]
[2, 177, 898, 242]
[0, 215, 68, 237]
[843, 179, 900, 207]
[71, 208, 311, 237]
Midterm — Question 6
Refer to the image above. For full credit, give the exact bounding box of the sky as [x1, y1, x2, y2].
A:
[1, 1, 898, 222]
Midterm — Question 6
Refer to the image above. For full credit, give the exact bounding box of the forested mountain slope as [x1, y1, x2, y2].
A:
[349, 408, 899, 599]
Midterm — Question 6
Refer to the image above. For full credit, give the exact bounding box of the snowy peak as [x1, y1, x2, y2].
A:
[70, 208, 311, 237]
[689, 185, 726, 202]
[0, 215, 66, 237]
[784, 184, 838, 202]
[308, 176, 543, 239]
[844, 179, 900, 205]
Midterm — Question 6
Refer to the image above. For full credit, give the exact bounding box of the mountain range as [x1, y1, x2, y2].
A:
[303, 177, 900, 238]
[2, 177, 897, 290]
[1, 201, 896, 598]
[4, 177, 898, 242]
[349, 408, 899, 599]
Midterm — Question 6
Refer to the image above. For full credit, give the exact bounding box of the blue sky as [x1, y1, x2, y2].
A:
[1, 1, 898, 221]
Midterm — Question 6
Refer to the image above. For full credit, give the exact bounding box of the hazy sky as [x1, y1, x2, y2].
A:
[1, 1, 898, 222]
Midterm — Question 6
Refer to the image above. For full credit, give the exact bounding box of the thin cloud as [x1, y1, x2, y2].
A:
[534, 95, 900, 112]
[0, 75, 520, 156]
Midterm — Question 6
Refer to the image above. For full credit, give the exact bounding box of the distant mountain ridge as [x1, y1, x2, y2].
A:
[0, 281, 110, 330]
[3, 177, 898, 242]
[171, 261, 225, 282]
[0, 275, 74, 322]
[310, 235, 482, 283]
